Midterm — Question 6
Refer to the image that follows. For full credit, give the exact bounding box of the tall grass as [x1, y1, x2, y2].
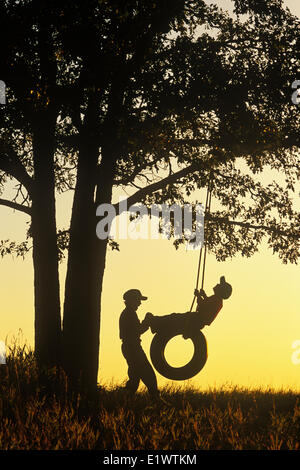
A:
[0, 340, 299, 450]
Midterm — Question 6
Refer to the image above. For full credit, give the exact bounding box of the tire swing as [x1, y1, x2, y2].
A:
[150, 178, 213, 381]
[150, 326, 207, 381]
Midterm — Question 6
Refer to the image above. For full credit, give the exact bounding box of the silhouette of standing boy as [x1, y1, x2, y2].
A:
[119, 289, 159, 400]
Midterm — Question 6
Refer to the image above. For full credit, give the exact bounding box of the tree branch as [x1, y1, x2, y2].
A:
[111, 160, 299, 241]
[209, 215, 299, 240]
[113, 162, 203, 214]
[0, 151, 34, 195]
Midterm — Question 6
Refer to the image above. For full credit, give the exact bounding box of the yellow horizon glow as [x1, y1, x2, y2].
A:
[1, 171, 299, 392]
[0, 0, 299, 392]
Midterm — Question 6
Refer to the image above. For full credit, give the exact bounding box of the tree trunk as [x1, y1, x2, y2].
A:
[62, 228, 109, 393]
[62, 131, 113, 393]
[31, 116, 62, 368]
[62, 137, 118, 394]
[62, 81, 123, 392]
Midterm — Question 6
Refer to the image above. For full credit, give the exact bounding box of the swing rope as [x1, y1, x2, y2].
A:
[189, 173, 213, 312]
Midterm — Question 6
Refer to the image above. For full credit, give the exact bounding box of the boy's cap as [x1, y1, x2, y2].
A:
[123, 289, 148, 301]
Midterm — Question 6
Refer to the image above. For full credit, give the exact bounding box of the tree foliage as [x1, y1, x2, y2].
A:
[0, 0, 299, 386]
[0, 0, 299, 263]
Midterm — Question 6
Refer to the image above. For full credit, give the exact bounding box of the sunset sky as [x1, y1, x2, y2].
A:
[0, 0, 299, 392]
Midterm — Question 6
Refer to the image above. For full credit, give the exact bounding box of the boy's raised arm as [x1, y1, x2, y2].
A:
[140, 312, 153, 334]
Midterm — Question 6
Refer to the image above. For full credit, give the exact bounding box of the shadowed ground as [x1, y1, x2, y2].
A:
[0, 342, 299, 450]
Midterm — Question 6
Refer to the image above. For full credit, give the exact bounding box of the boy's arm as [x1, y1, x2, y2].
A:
[201, 288, 208, 299]
[140, 312, 153, 334]
[195, 288, 208, 301]
[195, 289, 208, 311]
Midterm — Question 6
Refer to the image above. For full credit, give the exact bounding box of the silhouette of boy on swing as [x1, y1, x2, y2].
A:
[148, 276, 232, 338]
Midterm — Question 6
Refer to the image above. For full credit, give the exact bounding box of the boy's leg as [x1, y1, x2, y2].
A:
[138, 349, 160, 399]
[121, 343, 140, 394]
[149, 313, 183, 334]
[139, 354, 171, 405]
[125, 364, 140, 394]
[124, 346, 158, 398]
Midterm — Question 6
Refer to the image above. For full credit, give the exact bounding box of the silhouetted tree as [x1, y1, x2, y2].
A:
[0, 0, 65, 368]
[0, 0, 299, 391]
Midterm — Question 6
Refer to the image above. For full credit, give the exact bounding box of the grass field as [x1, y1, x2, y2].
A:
[0, 342, 299, 451]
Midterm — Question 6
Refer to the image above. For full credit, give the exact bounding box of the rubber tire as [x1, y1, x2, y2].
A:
[150, 327, 208, 381]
